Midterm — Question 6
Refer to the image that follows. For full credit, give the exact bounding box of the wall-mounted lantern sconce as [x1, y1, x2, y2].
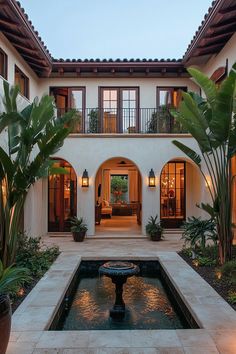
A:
[148, 169, 156, 187]
[82, 169, 89, 187]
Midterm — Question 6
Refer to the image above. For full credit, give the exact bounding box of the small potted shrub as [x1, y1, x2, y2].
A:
[146, 215, 163, 241]
[70, 216, 88, 242]
[0, 260, 30, 354]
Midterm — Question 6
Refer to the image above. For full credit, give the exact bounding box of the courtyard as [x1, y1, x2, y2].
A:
[7, 235, 236, 354]
[1, 0, 236, 353]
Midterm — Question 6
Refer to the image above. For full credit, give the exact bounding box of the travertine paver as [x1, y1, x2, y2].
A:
[6, 236, 236, 354]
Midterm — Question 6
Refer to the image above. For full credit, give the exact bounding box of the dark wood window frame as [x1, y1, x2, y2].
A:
[99, 86, 140, 133]
[15, 65, 29, 99]
[160, 160, 186, 229]
[49, 86, 86, 132]
[156, 86, 187, 108]
[0, 48, 8, 80]
[48, 159, 77, 232]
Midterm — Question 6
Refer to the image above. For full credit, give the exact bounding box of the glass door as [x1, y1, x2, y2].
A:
[100, 88, 138, 133]
[157, 87, 186, 133]
[121, 89, 138, 133]
[48, 160, 77, 232]
[68, 88, 85, 133]
[102, 89, 118, 133]
[50, 87, 85, 133]
[160, 161, 185, 228]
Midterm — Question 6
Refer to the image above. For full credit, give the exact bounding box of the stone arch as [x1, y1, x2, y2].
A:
[94, 156, 143, 234]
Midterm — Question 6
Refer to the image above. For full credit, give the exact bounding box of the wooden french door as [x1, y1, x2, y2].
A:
[50, 87, 85, 133]
[48, 160, 77, 232]
[100, 87, 139, 133]
[160, 161, 186, 228]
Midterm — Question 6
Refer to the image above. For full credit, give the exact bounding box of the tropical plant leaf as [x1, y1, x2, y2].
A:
[187, 67, 217, 108]
[196, 203, 216, 218]
[172, 140, 201, 166]
[210, 64, 236, 142]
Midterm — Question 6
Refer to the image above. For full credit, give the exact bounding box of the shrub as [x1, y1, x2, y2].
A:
[196, 256, 217, 267]
[198, 245, 218, 260]
[221, 260, 236, 283]
[182, 216, 217, 249]
[16, 233, 60, 278]
[228, 292, 236, 304]
[145, 215, 163, 238]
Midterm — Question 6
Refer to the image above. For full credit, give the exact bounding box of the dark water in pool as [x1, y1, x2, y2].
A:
[61, 274, 187, 330]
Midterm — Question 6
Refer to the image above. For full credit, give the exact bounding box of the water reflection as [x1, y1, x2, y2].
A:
[63, 275, 185, 330]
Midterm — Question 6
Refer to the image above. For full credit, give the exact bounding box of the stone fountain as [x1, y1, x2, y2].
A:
[99, 261, 140, 320]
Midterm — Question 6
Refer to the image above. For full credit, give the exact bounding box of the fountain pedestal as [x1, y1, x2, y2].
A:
[99, 261, 140, 320]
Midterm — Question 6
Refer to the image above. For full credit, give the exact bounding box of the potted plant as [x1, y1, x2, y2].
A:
[70, 216, 88, 242]
[0, 260, 30, 354]
[146, 215, 164, 241]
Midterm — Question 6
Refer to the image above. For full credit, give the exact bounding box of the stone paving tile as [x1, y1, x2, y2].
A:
[6, 342, 35, 354]
[190, 303, 236, 330]
[63, 350, 99, 354]
[17, 331, 43, 343]
[33, 350, 63, 354]
[36, 331, 90, 349]
[128, 330, 182, 348]
[97, 349, 158, 354]
[176, 329, 217, 348]
[208, 330, 236, 354]
[88, 330, 131, 348]
[155, 349, 184, 354]
[12, 306, 56, 331]
[9, 331, 21, 342]
[183, 348, 219, 354]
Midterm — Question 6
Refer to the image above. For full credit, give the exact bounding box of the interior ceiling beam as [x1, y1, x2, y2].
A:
[219, 4, 236, 14]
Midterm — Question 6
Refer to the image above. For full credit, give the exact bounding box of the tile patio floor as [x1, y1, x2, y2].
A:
[6, 234, 236, 354]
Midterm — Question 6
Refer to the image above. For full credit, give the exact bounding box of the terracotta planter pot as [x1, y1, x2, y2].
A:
[150, 232, 162, 241]
[0, 295, 11, 354]
[72, 231, 86, 242]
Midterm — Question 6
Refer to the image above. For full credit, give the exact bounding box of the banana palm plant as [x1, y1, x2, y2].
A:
[0, 81, 78, 267]
[171, 64, 236, 264]
[0, 259, 30, 295]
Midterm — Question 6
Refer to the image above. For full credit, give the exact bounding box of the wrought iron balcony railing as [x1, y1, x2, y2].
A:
[57, 107, 187, 134]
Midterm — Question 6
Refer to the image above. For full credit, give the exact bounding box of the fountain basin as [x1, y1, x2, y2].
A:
[50, 260, 198, 330]
[99, 261, 140, 320]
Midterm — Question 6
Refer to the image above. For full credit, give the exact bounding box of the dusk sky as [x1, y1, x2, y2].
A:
[19, 0, 212, 59]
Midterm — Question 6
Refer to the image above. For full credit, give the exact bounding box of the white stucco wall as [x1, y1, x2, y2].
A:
[24, 136, 210, 237]
[37, 76, 199, 107]
[0, 33, 39, 102]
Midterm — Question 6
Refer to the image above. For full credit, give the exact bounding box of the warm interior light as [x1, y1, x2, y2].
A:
[82, 169, 89, 187]
[148, 169, 156, 187]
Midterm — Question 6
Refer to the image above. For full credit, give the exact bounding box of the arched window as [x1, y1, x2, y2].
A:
[48, 159, 77, 232]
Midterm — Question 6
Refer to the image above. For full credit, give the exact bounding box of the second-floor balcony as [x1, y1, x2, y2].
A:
[57, 107, 187, 135]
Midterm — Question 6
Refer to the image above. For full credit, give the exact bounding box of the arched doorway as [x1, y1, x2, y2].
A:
[160, 160, 186, 228]
[95, 157, 142, 236]
[48, 159, 77, 232]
